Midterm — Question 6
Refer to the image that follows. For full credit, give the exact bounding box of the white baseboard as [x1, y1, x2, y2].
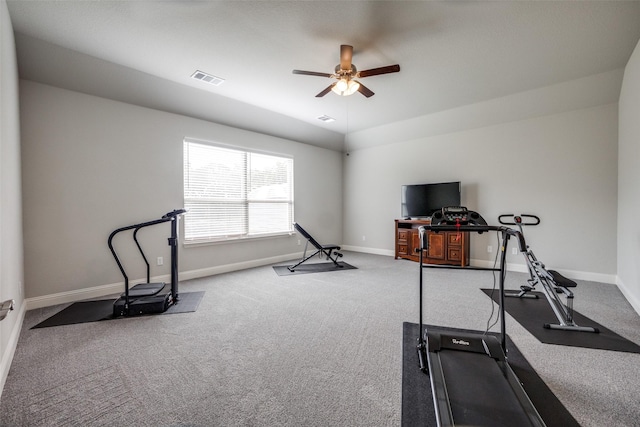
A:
[616, 277, 640, 316]
[468, 259, 616, 284]
[25, 252, 303, 310]
[470, 259, 524, 271]
[0, 301, 26, 400]
[23, 248, 619, 311]
[178, 252, 302, 281]
[343, 245, 617, 284]
[341, 245, 394, 257]
[345, 247, 617, 285]
[26, 281, 124, 310]
[551, 268, 616, 285]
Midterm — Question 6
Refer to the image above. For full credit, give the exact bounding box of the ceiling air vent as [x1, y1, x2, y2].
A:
[317, 115, 336, 123]
[191, 70, 225, 86]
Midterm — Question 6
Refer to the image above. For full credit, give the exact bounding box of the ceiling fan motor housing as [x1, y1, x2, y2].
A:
[335, 64, 357, 76]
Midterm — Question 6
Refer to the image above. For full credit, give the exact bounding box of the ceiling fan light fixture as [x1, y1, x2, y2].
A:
[293, 44, 399, 98]
[335, 78, 348, 92]
[347, 80, 360, 95]
[331, 78, 360, 96]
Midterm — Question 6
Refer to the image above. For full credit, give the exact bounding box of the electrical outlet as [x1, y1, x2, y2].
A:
[487, 245, 492, 253]
[362, 235, 366, 241]
[512, 247, 518, 255]
[157, 257, 163, 266]
[297, 239, 301, 246]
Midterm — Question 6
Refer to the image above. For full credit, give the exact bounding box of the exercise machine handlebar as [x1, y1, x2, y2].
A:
[498, 214, 540, 227]
[417, 221, 526, 355]
[108, 209, 187, 288]
[162, 208, 187, 219]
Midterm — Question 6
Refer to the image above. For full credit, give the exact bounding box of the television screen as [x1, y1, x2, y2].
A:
[401, 181, 461, 218]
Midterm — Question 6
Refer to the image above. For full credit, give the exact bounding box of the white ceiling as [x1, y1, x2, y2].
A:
[7, 1, 640, 150]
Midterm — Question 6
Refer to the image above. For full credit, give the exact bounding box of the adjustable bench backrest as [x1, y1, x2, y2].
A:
[293, 223, 323, 250]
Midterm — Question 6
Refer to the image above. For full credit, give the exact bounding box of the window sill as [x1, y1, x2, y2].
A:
[183, 231, 294, 247]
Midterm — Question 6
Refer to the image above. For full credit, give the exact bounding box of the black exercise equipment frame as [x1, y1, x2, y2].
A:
[498, 214, 598, 333]
[108, 209, 186, 317]
[416, 209, 546, 427]
[288, 222, 343, 272]
[416, 222, 524, 361]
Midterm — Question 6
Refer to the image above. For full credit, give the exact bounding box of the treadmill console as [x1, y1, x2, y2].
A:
[431, 206, 487, 226]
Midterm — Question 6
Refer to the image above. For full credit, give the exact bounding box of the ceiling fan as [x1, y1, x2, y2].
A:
[292, 44, 400, 98]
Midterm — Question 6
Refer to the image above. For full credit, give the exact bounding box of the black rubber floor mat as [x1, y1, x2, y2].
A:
[272, 261, 356, 276]
[401, 322, 580, 427]
[481, 289, 640, 353]
[32, 291, 205, 329]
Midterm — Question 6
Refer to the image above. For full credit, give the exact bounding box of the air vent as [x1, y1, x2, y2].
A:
[191, 70, 225, 86]
[317, 115, 336, 123]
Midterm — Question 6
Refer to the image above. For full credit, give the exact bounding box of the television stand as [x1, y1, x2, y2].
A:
[395, 219, 469, 267]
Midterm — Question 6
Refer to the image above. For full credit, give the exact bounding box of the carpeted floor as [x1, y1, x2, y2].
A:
[2, 252, 640, 426]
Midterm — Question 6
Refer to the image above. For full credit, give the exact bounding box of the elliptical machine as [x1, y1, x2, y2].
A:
[498, 214, 598, 333]
[108, 209, 186, 317]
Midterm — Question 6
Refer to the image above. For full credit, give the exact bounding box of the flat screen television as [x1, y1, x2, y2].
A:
[401, 181, 461, 218]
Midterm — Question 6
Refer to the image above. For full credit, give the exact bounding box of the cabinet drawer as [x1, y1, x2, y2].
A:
[448, 232, 463, 246]
[396, 220, 469, 266]
[448, 247, 462, 261]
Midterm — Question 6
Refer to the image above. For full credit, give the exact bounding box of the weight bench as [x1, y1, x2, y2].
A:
[288, 223, 343, 272]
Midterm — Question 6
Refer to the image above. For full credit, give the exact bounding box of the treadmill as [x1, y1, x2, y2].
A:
[416, 207, 546, 427]
[108, 209, 186, 317]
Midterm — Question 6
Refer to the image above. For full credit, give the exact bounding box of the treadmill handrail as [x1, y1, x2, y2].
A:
[130, 209, 187, 284]
[108, 216, 174, 285]
[107, 209, 187, 287]
[163, 208, 187, 219]
[418, 223, 524, 353]
[133, 226, 151, 284]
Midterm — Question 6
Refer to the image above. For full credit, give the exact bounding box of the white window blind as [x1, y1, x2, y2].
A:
[183, 139, 294, 242]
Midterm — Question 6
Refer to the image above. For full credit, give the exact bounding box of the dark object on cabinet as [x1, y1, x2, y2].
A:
[395, 219, 469, 267]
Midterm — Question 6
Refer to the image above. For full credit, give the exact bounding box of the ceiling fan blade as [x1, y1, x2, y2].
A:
[293, 70, 333, 78]
[316, 83, 336, 97]
[358, 64, 400, 78]
[356, 82, 375, 98]
[340, 45, 353, 71]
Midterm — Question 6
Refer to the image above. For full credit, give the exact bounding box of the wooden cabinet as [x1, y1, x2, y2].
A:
[395, 219, 469, 267]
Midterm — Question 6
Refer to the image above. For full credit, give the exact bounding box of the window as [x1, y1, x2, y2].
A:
[183, 139, 294, 243]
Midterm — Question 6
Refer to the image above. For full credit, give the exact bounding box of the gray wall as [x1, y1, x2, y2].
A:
[19, 80, 342, 302]
[0, 0, 25, 394]
[618, 38, 640, 313]
[342, 76, 619, 283]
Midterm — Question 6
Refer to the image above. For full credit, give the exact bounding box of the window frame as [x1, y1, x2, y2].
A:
[183, 137, 294, 245]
